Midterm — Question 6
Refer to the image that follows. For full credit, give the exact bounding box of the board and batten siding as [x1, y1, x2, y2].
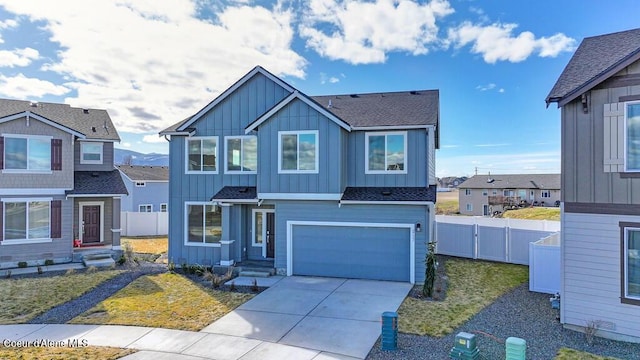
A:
[256, 98, 346, 195]
[562, 211, 640, 340]
[273, 200, 429, 283]
[346, 129, 428, 187]
[74, 142, 114, 172]
[0, 117, 74, 190]
[166, 72, 290, 265]
[561, 60, 640, 204]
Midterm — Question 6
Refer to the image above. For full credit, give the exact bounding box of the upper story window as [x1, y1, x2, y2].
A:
[186, 137, 218, 173]
[626, 102, 640, 171]
[160, 203, 168, 212]
[225, 136, 257, 174]
[622, 225, 640, 305]
[464, 189, 471, 196]
[80, 142, 103, 164]
[2, 134, 51, 172]
[279, 131, 318, 173]
[365, 132, 407, 174]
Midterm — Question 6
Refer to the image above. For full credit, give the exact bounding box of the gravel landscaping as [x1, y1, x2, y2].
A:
[367, 283, 640, 360]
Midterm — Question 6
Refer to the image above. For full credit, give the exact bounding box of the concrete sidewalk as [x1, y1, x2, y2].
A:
[0, 324, 354, 360]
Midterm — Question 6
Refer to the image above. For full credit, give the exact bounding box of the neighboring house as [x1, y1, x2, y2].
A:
[160, 66, 439, 284]
[458, 174, 560, 216]
[546, 27, 640, 342]
[0, 99, 127, 268]
[116, 165, 169, 213]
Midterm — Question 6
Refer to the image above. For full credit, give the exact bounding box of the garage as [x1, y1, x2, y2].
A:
[287, 221, 414, 283]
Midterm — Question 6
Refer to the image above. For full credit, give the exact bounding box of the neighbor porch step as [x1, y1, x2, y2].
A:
[238, 270, 272, 278]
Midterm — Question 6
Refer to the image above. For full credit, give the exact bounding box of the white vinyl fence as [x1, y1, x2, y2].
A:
[529, 233, 560, 294]
[121, 212, 168, 237]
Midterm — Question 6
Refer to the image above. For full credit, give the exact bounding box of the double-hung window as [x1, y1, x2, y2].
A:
[621, 224, 640, 305]
[279, 131, 318, 173]
[80, 142, 103, 164]
[186, 137, 218, 173]
[139, 204, 152, 212]
[3, 135, 51, 172]
[365, 132, 407, 173]
[185, 203, 221, 246]
[225, 136, 257, 173]
[626, 102, 640, 172]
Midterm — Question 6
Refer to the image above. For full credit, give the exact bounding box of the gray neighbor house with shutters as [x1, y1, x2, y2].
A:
[546, 28, 640, 342]
[160, 66, 439, 284]
[0, 99, 127, 268]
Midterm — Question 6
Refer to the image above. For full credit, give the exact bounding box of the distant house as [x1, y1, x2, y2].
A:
[116, 165, 169, 213]
[458, 174, 560, 216]
[0, 99, 127, 268]
[546, 27, 640, 342]
[160, 66, 439, 284]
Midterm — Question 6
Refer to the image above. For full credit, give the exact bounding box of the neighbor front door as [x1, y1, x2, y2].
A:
[82, 205, 101, 243]
[266, 212, 275, 258]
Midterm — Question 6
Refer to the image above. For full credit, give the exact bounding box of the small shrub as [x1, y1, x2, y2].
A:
[229, 281, 236, 291]
[37, 266, 44, 275]
[181, 262, 188, 273]
[65, 268, 76, 276]
[190, 264, 205, 275]
[251, 278, 259, 292]
[117, 256, 126, 265]
[86, 266, 98, 273]
[423, 241, 437, 298]
[44, 259, 54, 266]
[584, 320, 601, 345]
[5, 270, 11, 279]
[168, 261, 176, 273]
[17, 261, 27, 268]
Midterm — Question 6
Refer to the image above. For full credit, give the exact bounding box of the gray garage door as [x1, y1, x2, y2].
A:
[291, 225, 410, 282]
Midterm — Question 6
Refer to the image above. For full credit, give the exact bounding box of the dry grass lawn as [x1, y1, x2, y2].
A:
[555, 348, 620, 360]
[0, 346, 135, 360]
[398, 258, 528, 337]
[0, 270, 122, 324]
[70, 272, 254, 331]
[502, 207, 561, 221]
[121, 237, 168, 254]
[436, 190, 459, 215]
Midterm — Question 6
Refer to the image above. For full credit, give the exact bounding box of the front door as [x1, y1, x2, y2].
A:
[266, 212, 275, 258]
[82, 205, 101, 243]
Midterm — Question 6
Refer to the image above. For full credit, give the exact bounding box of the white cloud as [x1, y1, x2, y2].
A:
[0, 73, 70, 98]
[142, 134, 166, 143]
[299, 0, 454, 64]
[498, 88, 505, 93]
[447, 22, 575, 63]
[0, 17, 19, 43]
[320, 72, 340, 84]
[121, 142, 132, 148]
[329, 76, 339, 83]
[0, 47, 39, 67]
[0, 0, 307, 133]
[476, 83, 495, 91]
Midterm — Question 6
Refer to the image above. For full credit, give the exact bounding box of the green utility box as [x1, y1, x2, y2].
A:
[506, 337, 526, 360]
[449, 332, 480, 359]
[381, 311, 398, 351]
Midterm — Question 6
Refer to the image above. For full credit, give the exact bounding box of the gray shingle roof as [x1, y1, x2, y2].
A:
[211, 186, 257, 201]
[458, 174, 560, 190]
[341, 186, 436, 203]
[0, 98, 120, 141]
[116, 165, 169, 181]
[66, 170, 128, 196]
[546, 28, 640, 106]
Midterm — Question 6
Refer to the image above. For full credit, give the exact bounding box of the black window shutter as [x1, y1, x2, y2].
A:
[51, 200, 62, 239]
[51, 139, 62, 171]
[0, 136, 4, 170]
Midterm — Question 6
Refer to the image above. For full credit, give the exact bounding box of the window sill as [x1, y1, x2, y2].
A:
[619, 172, 640, 178]
[278, 170, 319, 174]
[621, 297, 640, 306]
[184, 242, 221, 248]
[80, 161, 104, 165]
[365, 170, 408, 175]
[1, 239, 53, 245]
[2, 170, 53, 175]
[185, 171, 219, 175]
[251, 243, 263, 247]
[225, 171, 257, 175]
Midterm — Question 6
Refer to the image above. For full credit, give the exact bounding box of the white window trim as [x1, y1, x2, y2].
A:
[80, 142, 103, 165]
[78, 201, 104, 243]
[278, 130, 319, 174]
[624, 101, 640, 172]
[365, 131, 408, 174]
[224, 135, 257, 174]
[139, 204, 152, 212]
[482, 189, 488, 196]
[185, 136, 219, 174]
[1, 197, 53, 245]
[252, 208, 275, 257]
[541, 190, 551, 198]
[135, 181, 146, 187]
[465, 189, 471, 196]
[624, 227, 640, 301]
[1, 134, 53, 174]
[183, 201, 221, 248]
[466, 203, 473, 212]
[160, 203, 168, 212]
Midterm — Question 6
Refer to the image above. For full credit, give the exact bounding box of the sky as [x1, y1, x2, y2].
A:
[0, 0, 638, 178]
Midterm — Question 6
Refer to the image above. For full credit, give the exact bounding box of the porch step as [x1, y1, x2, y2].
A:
[82, 252, 116, 268]
[239, 270, 272, 278]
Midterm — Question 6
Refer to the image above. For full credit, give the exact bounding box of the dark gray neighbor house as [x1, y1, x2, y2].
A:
[160, 66, 440, 284]
[0, 99, 127, 268]
[546, 27, 640, 342]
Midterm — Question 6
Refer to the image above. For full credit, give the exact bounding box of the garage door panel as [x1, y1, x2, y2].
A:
[292, 225, 410, 282]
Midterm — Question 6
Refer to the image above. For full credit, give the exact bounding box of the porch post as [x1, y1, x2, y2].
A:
[111, 197, 122, 250]
[219, 204, 235, 266]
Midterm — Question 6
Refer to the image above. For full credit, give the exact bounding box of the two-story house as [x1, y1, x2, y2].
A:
[458, 174, 561, 216]
[117, 165, 169, 213]
[160, 66, 439, 284]
[0, 99, 127, 268]
[547, 28, 640, 342]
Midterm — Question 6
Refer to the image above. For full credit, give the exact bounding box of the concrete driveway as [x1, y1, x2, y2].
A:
[201, 276, 412, 359]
